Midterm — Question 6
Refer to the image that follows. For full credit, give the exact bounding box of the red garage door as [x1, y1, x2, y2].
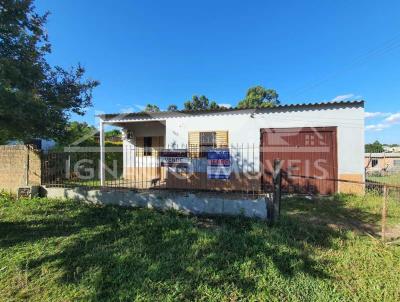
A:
[261, 127, 338, 195]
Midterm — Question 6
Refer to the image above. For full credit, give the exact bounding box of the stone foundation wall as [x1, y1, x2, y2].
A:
[44, 187, 269, 219]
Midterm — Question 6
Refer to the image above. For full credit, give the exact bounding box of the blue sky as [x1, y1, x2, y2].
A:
[35, 0, 400, 143]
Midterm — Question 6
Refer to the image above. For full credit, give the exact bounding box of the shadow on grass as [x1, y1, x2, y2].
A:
[0, 194, 382, 300]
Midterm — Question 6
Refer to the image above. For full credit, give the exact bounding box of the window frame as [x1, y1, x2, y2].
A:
[199, 131, 217, 157]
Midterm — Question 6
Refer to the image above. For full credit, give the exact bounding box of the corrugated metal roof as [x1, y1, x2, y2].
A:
[98, 100, 364, 121]
[365, 153, 400, 158]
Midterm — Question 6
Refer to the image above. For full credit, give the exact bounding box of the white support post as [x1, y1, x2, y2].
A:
[99, 120, 105, 186]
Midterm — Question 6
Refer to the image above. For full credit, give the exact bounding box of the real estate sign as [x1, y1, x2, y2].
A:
[207, 149, 231, 179]
[160, 149, 189, 172]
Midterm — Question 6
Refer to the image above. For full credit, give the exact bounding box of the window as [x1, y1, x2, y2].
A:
[394, 160, 400, 166]
[200, 132, 216, 157]
[371, 159, 378, 167]
[188, 131, 228, 158]
[144, 137, 152, 156]
[127, 130, 134, 140]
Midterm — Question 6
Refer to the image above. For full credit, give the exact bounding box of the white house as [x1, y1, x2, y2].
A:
[98, 100, 365, 194]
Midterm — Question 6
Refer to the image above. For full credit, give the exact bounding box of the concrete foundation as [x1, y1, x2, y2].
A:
[44, 187, 269, 219]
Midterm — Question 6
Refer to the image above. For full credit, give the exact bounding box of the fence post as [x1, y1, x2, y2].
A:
[65, 146, 71, 180]
[272, 159, 282, 223]
[99, 120, 105, 186]
[381, 185, 388, 242]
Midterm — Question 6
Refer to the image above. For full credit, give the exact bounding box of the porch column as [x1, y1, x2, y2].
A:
[99, 119, 105, 186]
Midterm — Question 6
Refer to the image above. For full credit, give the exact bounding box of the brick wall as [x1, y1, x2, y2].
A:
[0, 145, 41, 194]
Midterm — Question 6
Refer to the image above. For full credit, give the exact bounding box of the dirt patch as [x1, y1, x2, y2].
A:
[297, 215, 379, 237]
[380, 224, 400, 241]
[195, 217, 220, 229]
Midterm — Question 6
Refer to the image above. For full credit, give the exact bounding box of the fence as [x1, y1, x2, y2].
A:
[365, 151, 400, 186]
[40, 145, 400, 193]
[41, 145, 263, 194]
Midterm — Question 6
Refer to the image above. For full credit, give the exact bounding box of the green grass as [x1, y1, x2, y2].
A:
[367, 173, 400, 186]
[0, 192, 399, 301]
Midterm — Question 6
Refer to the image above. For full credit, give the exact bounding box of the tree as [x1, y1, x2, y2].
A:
[105, 129, 121, 139]
[0, 0, 99, 144]
[184, 95, 219, 110]
[167, 104, 178, 111]
[365, 140, 384, 153]
[210, 101, 219, 109]
[237, 85, 279, 109]
[143, 104, 160, 112]
[56, 121, 97, 147]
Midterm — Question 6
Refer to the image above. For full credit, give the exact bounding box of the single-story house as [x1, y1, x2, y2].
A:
[383, 146, 400, 153]
[98, 100, 365, 194]
[365, 153, 400, 174]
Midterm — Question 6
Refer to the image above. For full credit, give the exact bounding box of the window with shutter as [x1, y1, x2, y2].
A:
[188, 131, 228, 158]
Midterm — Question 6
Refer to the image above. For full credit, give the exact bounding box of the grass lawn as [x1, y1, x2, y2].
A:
[0, 193, 399, 301]
[367, 173, 400, 186]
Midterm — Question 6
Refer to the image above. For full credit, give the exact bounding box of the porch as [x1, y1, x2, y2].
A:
[100, 119, 166, 188]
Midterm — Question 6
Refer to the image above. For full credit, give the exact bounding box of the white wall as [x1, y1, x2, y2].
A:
[122, 122, 166, 169]
[164, 105, 365, 175]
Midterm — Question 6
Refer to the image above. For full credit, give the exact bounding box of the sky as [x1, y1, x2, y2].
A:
[35, 0, 400, 144]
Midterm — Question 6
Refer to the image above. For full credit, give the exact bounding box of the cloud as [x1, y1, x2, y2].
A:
[330, 93, 357, 102]
[365, 112, 400, 132]
[120, 106, 135, 113]
[365, 123, 390, 131]
[384, 112, 400, 124]
[218, 103, 232, 108]
[365, 112, 390, 119]
[134, 104, 146, 111]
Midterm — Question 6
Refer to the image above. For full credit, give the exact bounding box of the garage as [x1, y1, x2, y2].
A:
[261, 127, 338, 195]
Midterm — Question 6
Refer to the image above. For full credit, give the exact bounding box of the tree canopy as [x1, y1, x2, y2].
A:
[143, 104, 160, 112]
[365, 140, 384, 153]
[105, 129, 121, 139]
[0, 0, 99, 143]
[55, 121, 97, 147]
[184, 95, 219, 111]
[167, 104, 178, 111]
[237, 86, 279, 109]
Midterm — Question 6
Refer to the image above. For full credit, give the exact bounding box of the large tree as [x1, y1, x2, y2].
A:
[365, 140, 384, 153]
[55, 121, 97, 147]
[237, 85, 279, 109]
[184, 95, 219, 110]
[0, 0, 99, 143]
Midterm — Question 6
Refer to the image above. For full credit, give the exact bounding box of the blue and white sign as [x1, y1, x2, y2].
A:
[207, 149, 231, 179]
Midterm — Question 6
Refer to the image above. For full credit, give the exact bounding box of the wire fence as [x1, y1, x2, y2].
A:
[365, 151, 400, 187]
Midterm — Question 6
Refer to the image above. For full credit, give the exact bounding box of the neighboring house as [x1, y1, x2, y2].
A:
[365, 153, 400, 174]
[383, 145, 400, 153]
[98, 100, 365, 194]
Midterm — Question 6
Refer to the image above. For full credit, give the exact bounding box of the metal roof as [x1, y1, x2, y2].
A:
[98, 100, 364, 121]
[365, 153, 400, 158]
